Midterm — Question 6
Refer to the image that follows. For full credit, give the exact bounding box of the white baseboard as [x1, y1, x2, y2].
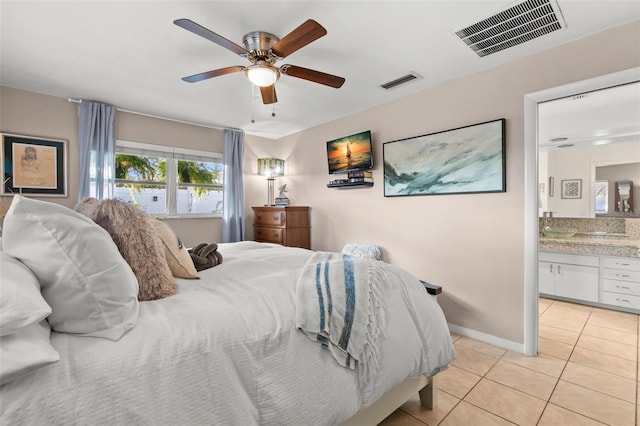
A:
[448, 323, 525, 354]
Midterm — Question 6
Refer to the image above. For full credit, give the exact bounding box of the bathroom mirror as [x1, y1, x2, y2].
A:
[538, 81, 640, 218]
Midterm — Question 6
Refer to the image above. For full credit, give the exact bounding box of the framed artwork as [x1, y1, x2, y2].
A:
[383, 119, 506, 197]
[1, 133, 67, 196]
[561, 179, 582, 199]
[548, 176, 555, 197]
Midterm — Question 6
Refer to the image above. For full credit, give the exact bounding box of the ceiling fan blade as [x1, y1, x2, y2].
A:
[182, 66, 245, 83]
[271, 19, 327, 58]
[260, 85, 278, 104]
[174, 19, 249, 56]
[280, 65, 345, 88]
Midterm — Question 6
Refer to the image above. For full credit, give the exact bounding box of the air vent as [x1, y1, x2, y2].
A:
[454, 0, 566, 57]
[380, 72, 422, 90]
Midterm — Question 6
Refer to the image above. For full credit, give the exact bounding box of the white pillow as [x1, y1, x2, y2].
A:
[2, 196, 139, 341]
[0, 320, 60, 385]
[0, 252, 52, 336]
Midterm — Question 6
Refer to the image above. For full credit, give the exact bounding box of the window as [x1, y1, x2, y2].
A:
[594, 179, 608, 215]
[115, 141, 223, 217]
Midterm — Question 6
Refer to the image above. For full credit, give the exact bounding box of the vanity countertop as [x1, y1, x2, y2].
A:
[539, 235, 640, 257]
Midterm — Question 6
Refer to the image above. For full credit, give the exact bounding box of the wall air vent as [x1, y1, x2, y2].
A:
[380, 72, 422, 90]
[453, 0, 566, 57]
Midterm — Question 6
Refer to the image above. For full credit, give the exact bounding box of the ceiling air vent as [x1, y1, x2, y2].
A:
[380, 72, 422, 90]
[454, 0, 566, 57]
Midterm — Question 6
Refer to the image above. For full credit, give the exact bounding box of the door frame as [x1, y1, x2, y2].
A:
[523, 67, 640, 356]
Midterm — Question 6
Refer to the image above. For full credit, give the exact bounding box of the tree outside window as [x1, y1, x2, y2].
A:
[115, 148, 223, 216]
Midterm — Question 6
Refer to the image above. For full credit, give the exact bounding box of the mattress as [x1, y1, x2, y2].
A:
[0, 242, 455, 425]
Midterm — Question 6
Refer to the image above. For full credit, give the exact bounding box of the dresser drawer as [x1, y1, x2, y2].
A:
[601, 268, 640, 283]
[600, 291, 640, 310]
[254, 211, 285, 226]
[601, 257, 640, 271]
[602, 279, 640, 296]
[254, 226, 284, 244]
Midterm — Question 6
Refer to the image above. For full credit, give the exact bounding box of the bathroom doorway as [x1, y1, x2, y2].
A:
[523, 67, 640, 355]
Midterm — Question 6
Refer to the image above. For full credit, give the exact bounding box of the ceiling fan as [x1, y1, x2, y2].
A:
[174, 18, 346, 104]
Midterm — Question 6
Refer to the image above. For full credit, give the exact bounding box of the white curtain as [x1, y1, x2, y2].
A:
[222, 129, 245, 242]
[78, 101, 116, 201]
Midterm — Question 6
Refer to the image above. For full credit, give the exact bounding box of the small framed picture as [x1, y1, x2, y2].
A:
[1, 133, 67, 196]
[561, 179, 582, 199]
[548, 176, 554, 197]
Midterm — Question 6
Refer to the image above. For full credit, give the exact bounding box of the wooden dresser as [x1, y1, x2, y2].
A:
[252, 206, 310, 249]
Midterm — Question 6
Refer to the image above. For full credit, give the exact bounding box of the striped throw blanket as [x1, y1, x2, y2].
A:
[296, 252, 387, 393]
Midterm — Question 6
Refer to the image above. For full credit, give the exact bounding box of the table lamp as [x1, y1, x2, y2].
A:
[257, 158, 285, 206]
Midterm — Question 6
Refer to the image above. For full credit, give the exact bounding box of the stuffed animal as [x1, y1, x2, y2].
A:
[188, 243, 223, 271]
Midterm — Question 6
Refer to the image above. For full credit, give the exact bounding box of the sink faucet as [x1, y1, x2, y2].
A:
[542, 211, 556, 229]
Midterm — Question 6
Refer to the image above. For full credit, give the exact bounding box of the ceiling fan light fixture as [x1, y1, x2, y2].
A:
[246, 64, 279, 87]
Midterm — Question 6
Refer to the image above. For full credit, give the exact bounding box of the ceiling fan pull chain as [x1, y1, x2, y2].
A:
[272, 90, 276, 118]
[251, 84, 256, 124]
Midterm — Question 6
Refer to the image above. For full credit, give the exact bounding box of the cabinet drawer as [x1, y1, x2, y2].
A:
[539, 252, 599, 267]
[602, 279, 640, 296]
[254, 211, 285, 226]
[601, 268, 640, 283]
[254, 227, 284, 244]
[601, 292, 640, 310]
[601, 257, 640, 272]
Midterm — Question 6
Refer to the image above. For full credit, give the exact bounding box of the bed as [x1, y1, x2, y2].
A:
[0, 196, 455, 425]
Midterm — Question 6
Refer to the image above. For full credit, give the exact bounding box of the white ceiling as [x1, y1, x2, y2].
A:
[538, 81, 640, 151]
[1, 1, 639, 139]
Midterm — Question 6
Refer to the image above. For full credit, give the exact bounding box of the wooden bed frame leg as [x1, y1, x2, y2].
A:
[418, 376, 437, 410]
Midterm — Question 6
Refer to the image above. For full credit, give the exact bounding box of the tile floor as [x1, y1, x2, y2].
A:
[380, 298, 640, 425]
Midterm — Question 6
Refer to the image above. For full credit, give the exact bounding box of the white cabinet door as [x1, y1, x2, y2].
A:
[555, 263, 599, 302]
[539, 261, 556, 295]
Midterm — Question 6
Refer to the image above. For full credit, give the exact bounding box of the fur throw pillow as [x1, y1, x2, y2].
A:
[75, 198, 176, 301]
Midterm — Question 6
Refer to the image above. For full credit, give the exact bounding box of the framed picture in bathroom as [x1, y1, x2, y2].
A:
[561, 179, 582, 199]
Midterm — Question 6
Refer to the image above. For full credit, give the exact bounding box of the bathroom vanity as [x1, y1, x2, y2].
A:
[539, 218, 640, 313]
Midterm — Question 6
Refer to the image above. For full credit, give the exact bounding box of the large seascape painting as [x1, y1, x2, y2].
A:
[383, 119, 506, 197]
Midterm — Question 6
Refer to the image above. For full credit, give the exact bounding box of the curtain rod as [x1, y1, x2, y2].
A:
[67, 98, 241, 133]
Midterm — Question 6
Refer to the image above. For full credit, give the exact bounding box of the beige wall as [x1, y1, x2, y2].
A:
[0, 87, 80, 208]
[244, 21, 640, 345]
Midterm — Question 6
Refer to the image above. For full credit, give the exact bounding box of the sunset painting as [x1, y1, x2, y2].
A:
[326, 130, 373, 174]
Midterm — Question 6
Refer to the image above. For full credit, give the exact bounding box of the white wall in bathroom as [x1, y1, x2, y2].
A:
[547, 140, 640, 217]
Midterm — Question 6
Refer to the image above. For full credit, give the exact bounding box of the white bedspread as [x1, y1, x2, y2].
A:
[0, 242, 455, 425]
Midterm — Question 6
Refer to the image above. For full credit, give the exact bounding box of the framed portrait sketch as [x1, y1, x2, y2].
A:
[383, 119, 506, 197]
[1, 133, 67, 196]
[561, 179, 582, 199]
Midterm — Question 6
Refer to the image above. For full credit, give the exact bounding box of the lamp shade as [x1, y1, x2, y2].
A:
[246, 64, 280, 87]
[257, 158, 285, 178]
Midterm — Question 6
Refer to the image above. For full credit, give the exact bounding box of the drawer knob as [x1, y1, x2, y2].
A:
[273, 233, 279, 237]
[617, 285, 631, 290]
[257, 215, 262, 220]
[616, 274, 630, 278]
[273, 216, 280, 221]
